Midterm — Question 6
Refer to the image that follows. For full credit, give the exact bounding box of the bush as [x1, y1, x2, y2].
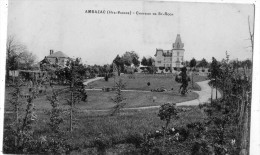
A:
[202, 69, 205, 72]
[147, 82, 151, 86]
[124, 133, 144, 148]
[159, 67, 165, 70]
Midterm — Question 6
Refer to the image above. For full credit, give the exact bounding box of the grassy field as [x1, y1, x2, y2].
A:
[4, 106, 206, 154]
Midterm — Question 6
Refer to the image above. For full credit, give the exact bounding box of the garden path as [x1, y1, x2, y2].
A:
[83, 78, 221, 111]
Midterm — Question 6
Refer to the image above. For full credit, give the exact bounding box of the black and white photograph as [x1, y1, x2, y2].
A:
[0, 0, 259, 154]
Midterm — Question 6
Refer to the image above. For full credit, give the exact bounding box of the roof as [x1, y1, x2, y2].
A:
[46, 51, 69, 58]
[173, 34, 184, 49]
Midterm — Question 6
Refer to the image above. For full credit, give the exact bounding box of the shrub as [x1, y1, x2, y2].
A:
[147, 82, 151, 86]
[124, 133, 144, 148]
[159, 67, 165, 70]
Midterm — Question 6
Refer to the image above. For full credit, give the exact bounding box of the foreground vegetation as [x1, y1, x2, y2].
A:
[4, 106, 206, 154]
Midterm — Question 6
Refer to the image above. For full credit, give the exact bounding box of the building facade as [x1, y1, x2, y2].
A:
[154, 34, 185, 72]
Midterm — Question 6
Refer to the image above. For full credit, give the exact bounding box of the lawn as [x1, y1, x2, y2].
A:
[4, 88, 198, 111]
[76, 90, 198, 110]
[5, 74, 203, 111]
[87, 73, 206, 92]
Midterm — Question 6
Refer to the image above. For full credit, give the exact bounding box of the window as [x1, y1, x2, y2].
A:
[157, 61, 161, 63]
[177, 52, 179, 56]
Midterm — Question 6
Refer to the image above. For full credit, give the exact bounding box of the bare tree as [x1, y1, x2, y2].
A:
[6, 36, 27, 81]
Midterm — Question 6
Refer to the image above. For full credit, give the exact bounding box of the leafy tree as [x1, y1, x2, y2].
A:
[179, 67, 189, 95]
[147, 57, 155, 66]
[208, 57, 221, 99]
[113, 55, 124, 76]
[141, 57, 148, 66]
[189, 58, 197, 88]
[132, 54, 140, 67]
[197, 58, 208, 69]
[189, 58, 197, 69]
[122, 51, 133, 66]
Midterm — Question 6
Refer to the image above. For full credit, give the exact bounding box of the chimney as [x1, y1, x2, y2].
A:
[50, 50, 54, 55]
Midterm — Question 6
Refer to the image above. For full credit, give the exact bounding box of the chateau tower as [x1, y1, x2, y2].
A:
[172, 34, 185, 68]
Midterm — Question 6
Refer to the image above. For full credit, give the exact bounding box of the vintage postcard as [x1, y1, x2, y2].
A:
[0, 0, 259, 154]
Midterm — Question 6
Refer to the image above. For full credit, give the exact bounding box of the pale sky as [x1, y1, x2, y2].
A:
[7, 0, 254, 65]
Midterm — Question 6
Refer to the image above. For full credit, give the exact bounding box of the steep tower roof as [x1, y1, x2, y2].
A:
[172, 34, 184, 49]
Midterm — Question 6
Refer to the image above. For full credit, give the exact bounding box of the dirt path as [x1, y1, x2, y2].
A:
[83, 77, 104, 85]
[83, 79, 221, 111]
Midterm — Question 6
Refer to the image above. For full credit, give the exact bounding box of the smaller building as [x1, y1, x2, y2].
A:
[40, 50, 70, 68]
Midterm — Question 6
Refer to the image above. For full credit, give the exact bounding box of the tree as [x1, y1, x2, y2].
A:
[141, 57, 156, 74]
[113, 55, 124, 76]
[63, 58, 87, 132]
[178, 67, 189, 95]
[132, 54, 140, 67]
[189, 58, 197, 69]
[197, 58, 208, 69]
[141, 57, 148, 66]
[121, 51, 140, 67]
[111, 79, 126, 116]
[6, 36, 27, 81]
[147, 57, 155, 66]
[18, 51, 37, 70]
[208, 57, 221, 99]
[189, 58, 197, 88]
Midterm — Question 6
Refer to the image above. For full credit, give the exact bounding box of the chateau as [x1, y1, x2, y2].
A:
[154, 34, 185, 72]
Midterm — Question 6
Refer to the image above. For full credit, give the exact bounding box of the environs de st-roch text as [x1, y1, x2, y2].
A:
[85, 10, 174, 16]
